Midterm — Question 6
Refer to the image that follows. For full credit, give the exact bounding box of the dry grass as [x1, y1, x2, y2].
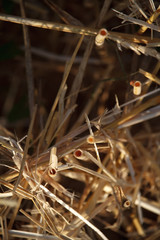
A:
[0, 0, 160, 239]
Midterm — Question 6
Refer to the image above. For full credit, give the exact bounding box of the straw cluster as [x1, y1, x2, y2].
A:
[0, 0, 160, 239]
